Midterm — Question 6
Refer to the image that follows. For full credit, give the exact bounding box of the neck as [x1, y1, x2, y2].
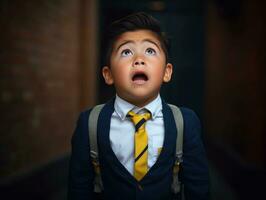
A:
[117, 94, 159, 108]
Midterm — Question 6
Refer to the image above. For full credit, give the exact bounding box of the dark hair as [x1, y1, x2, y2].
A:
[104, 12, 170, 66]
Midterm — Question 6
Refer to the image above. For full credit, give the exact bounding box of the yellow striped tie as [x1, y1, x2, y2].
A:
[127, 110, 151, 181]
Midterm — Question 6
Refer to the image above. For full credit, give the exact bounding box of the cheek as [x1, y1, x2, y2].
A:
[112, 67, 130, 83]
[156, 71, 165, 83]
[151, 65, 165, 79]
[111, 59, 130, 71]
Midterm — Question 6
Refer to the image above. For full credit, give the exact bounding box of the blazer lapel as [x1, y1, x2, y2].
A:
[141, 100, 177, 184]
[97, 98, 137, 185]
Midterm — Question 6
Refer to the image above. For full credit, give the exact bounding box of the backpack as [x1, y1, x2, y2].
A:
[88, 104, 184, 199]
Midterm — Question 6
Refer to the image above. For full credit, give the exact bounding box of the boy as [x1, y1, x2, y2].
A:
[68, 12, 209, 200]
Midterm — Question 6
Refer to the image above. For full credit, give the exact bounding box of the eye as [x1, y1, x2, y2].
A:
[145, 48, 156, 55]
[121, 49, 133, 57]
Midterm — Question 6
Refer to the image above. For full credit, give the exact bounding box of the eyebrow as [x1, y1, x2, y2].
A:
[115, 39, 161, 52]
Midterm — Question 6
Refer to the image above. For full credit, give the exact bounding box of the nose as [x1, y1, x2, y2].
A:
[133, 57, 145, 67]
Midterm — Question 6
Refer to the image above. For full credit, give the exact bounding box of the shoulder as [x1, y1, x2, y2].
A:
[178, 107, 203, 147]
[179, 107, 201, 128]
[71, 105, 99, 143]
[74, 101, 113, 128]
[164, 103, 201, 139]
[71, 109, 91, 144]
[163, 102, 201, 131]
[77, 101, 111, 120]
[164, 102, 200, 126]
[75, 109, 91, 126]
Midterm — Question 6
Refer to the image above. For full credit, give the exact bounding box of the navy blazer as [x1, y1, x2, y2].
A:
[68, 99, 209, 200]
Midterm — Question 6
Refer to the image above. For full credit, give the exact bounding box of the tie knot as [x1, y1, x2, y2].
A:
[127, 111, 151, 130]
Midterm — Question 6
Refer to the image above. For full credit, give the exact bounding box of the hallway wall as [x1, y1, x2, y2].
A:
[205, 0, 266, 168]
[0, 0, 98, 180]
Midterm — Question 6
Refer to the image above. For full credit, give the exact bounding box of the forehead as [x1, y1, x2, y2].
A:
[113, 29, 162, 49]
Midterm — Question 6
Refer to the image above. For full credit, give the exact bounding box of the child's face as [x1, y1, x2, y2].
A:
[102, 29, 173, 107]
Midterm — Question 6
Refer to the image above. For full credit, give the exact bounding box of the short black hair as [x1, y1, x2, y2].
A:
[104, 12, 170, 66]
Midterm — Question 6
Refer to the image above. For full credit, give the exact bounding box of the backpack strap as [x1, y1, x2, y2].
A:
[168, 104, 184, 163]
[168, 104, 184, 197]
[88, 104, 105, 193]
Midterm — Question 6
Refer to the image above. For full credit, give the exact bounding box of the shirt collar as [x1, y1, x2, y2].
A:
[114, 94, 162, 120]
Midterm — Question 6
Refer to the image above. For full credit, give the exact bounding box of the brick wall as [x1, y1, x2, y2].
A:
[205, 0, 266, 167]
[0, 0, 84, 178]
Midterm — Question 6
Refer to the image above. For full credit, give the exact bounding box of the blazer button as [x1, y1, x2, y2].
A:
[138, 184, 143, 191]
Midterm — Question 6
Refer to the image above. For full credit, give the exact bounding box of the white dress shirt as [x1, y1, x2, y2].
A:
[109, 94, 164, 175]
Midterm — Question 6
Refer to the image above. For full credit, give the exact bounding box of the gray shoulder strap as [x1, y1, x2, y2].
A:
[168, 104, 184, 162]
[88, 104, 105, 156]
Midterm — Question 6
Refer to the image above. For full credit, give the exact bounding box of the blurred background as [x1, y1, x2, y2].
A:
[0, 0, 265, 199]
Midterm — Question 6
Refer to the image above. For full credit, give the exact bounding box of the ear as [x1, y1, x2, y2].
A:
[102, 66, 114, 85]
[163, 63, 173, 82]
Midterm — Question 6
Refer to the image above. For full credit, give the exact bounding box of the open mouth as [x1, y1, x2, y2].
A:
[132, 72, 148, 84]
